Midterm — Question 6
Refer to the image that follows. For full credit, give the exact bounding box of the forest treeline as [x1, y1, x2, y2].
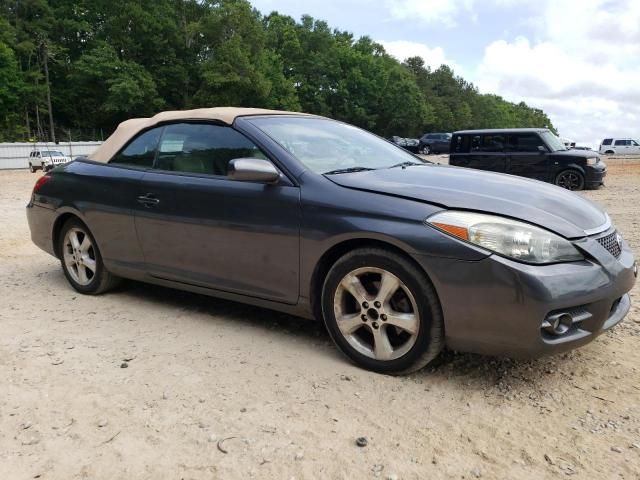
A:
[0, 0, 555, 142]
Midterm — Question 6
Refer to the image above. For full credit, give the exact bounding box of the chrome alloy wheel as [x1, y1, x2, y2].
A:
[333, 267, 420, 361]
[62, 227, 97, 286]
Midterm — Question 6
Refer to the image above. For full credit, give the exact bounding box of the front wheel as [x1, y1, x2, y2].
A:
[419, 145, 431, 155]
[321, 248, 444, 374]
[555, 169, 585, 191]
[29, 163, 35, 173]
[58, 218, 119, 294]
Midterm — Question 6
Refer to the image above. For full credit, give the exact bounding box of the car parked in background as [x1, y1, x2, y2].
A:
[389, 136, 420, 153]
[450, 128, 606, 191]
[29, 149, 72, 173]
[418, 132, 451, 155]
[599, 138, 640, 155]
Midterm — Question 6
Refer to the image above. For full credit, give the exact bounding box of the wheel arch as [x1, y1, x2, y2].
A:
[309, 238, 440, 322]
[52, 210, 89, 258]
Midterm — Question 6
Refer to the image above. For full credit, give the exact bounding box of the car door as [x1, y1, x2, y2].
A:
[614, 139, 629, 154]
[630, 140, 640, 154]
[437, 134, 450, 152]
[465, 134, 507, 172]
[505, 133, 549, 181]
[134, 122, 301, 304]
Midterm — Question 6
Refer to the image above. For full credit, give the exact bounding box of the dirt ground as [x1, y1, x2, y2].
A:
[1, 162, 639, 480]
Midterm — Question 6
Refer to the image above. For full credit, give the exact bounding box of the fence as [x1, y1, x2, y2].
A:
[0, 141, 103, 169]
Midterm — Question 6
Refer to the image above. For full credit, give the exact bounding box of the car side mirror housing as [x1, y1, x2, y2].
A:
[227, 158, 281, 183]
[538, 145, 548, 154]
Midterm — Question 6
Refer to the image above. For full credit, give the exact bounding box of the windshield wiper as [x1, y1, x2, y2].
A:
[323, 167, 376, 175]
[388, 161, 426, 169]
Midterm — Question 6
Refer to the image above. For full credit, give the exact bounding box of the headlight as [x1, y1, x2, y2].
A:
[586, 157, 599, 166]
[427, 211, 584, 264]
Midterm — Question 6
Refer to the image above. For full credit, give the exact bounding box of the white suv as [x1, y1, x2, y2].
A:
[29, 149, 72, 173]
[599, 138, 640, 155]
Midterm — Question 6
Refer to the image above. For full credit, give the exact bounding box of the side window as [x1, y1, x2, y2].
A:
[506, 134, 543, 153]
[614, 139, 628, 146]
[110, 127, 163, 167]
[155, 123, 267, 176]
[452, 135, 470, 153]
[472, 134, 505, 152]
[631, 140, 639, 146]
[602, 139, 612, 145]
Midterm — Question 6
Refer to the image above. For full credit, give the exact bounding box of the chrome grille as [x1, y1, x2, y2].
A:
[596, 231, 621, 258]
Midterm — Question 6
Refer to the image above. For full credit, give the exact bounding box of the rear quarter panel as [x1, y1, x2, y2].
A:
[40, 161, 146, 275]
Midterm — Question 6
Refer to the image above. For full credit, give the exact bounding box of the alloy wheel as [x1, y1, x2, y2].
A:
[557, 171, 583, 190]
[62, 227, 97, 286]
[333, 267, 420, 361]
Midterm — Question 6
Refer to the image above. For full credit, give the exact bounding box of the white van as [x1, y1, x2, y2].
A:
[29, 149, 72, 173]
[599, 138, 640, 155]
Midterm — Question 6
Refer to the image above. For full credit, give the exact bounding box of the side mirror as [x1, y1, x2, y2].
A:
[537, 145, 548, 154]
[227, 158, 281, 183]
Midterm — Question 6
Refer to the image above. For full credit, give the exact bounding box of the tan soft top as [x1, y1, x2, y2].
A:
[88, 107, 311, 163]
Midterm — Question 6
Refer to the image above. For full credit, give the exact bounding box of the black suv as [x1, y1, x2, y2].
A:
[418, 132, 451, 154]
[449, 128, 606, 190]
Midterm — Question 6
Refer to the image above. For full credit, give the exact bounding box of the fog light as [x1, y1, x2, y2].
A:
[543, 312, 573, 336]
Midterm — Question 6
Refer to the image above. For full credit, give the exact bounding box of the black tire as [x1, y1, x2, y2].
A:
[29, 163, 35, 173]
[420, 145, 431, 155]
[321, 247, 444, 374]
[58, 218, 120, 294]
[555, 169, 585, 191]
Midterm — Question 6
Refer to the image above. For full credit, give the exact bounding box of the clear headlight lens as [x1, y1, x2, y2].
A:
[586, 157, 600, 166]
[427, 211, 584, 264]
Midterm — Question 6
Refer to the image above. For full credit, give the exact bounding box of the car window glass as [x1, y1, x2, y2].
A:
[453, 135, 470, 153]
[602, 139, 612, 145]
[154, 123, 267, 176]
[632, 140, 639, 146]
[614, 139, 627, 146]
[110, 127, 163, 167]
[506, 134, 543, 153]
[471, 134, 505, 152]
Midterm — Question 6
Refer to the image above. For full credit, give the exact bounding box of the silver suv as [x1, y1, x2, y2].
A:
[29, 149, 72, 173]
[599, 138, 640, 155]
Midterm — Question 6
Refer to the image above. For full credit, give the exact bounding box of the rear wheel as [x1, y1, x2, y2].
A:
[555, 169, 585, 191]
[29, 163, 35, 173]
[420, 145, 431, 155]
[58, 218, 119, 294]
[604, 150, 615, 155]
[321, 248, 444, 374]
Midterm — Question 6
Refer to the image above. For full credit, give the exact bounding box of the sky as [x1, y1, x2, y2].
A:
[250, 0, 640, 148]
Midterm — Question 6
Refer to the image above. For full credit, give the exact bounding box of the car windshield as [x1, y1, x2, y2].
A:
[41, 151, 64, 157]
[540, 131, 567, 152]
[249, 117, 426, 174]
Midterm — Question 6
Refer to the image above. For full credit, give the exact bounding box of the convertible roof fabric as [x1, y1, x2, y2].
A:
[88, 107, 310, 163]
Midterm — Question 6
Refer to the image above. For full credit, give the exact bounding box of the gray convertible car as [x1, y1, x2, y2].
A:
[27, 108, 637, 374]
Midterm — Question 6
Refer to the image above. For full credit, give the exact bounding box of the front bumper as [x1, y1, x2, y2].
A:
[585, 163, 607, 188]
[414, 231, 636, 358]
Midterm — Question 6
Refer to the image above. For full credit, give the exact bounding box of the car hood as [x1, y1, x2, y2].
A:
[328, 164, 607, 238]
[550, 148, 597, 159]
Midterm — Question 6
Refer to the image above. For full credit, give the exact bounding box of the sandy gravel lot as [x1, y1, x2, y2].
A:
[1, 162, 639, 480]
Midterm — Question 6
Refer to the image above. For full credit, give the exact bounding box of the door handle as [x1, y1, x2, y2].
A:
[137, 193, 160, 207]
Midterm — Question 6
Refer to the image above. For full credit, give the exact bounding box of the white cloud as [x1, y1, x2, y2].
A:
[378, 40, 460, 71]
[386, 0, 529, 27]
[472, 0, 640, 147]
[385, 0, 474, 27]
